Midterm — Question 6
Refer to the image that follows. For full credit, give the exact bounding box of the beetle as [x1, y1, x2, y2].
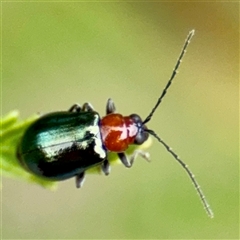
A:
[17, 30, 213, 218]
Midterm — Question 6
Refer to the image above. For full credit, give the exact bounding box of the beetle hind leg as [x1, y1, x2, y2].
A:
[75, 172, 85, 188]
[101, 159, 111, 175]
[69, 103, 94, 113]
[129, 150, 150, 165]
[82, 102, 94, 112]
[118, 150, 150, 168]
[69, 104, 82, 112]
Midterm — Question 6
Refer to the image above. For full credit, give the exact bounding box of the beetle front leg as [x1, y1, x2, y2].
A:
[129, 150, 150, 165]
[69, 104, 82, 112]
[118, 150, 150, 168]
[118, 152, 131, 168]
[75, 172, 85, 188]
[106, 98, 116, 114]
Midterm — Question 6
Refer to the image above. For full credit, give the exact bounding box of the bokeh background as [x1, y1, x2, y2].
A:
[2, 1, 238, 239]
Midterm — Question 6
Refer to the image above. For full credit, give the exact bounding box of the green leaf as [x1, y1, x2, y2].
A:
[0, 111, 152, 189]
[1, 111, 58, 189]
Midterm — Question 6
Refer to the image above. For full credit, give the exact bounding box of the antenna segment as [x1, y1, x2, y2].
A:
[143, 30, 214, 218]
[143, 29, 195, 125]
[146, 129, 214, 218]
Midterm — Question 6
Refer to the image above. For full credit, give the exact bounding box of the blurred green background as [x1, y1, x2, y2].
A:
[2, 1, 238, 239]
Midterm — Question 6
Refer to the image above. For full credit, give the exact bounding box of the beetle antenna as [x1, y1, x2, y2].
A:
[145, 129, 214, 218]
[143, 29, 195, 125]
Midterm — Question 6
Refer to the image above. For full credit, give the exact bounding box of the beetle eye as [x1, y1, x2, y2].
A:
[129, 114, 149, 145]
[134, 130, 149, 145]
[129, 114, 142, 124]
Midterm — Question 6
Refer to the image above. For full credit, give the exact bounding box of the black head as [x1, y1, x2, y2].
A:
[129, 114, 149, 145]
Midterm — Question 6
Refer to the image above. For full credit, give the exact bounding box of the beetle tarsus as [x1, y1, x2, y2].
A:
[75, 172, 85, 188]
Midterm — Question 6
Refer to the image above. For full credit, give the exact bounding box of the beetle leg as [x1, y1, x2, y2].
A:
[129, 150, 150, 166]
[82, 102, 94, 112]
[75, 172, 85, 188]
[118, 150, 150, 168]
[101, 159, 111, 175]
[118, 152, 131, 168]
[106, 98, 116, 114]
[69, 104, 82, 112]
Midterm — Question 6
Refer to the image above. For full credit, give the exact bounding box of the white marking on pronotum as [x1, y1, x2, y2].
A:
[88, 117, 106, 159]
